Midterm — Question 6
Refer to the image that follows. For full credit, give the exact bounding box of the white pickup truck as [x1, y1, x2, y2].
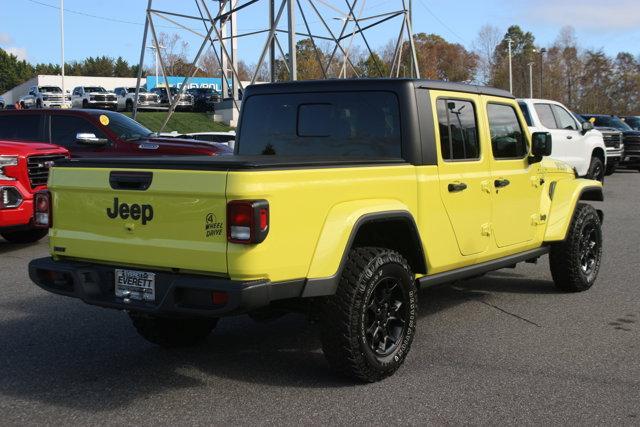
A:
[19, 86, 71, 109]
[518, 98, 607, 181]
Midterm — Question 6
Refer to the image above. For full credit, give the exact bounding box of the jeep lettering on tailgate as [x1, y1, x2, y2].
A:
[106, 198, 154, 225]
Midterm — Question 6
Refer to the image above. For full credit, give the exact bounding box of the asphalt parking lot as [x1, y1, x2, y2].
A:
[1, 172, 639, 425]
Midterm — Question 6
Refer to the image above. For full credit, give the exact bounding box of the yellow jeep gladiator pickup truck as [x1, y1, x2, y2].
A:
[29, 79, 604, 382]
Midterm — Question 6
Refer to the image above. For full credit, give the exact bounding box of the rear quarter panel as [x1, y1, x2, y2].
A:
[226, 165, 419, 282]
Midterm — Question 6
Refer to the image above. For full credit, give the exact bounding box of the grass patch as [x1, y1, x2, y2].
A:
[131, 112, 232, 134]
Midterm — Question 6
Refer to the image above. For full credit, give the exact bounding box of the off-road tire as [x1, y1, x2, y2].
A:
[586, 156, 605, 182]
[129, 313, 218, 348]
[320, 247, 418, 382]
[1, 229, 48, 244]
[549, 203, 602, 292]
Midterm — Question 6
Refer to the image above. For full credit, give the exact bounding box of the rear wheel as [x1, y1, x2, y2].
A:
[129, 313, 218, 348]
[82, 100, 88, 109]
[125, 100, 133, 112]
[586, 156, 605, 182]
[320, 247, 418, 382]
[1, 228, 48, 244]
[549, 203, 602, 292]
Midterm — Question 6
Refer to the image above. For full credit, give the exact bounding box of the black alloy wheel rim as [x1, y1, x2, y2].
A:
[364, 277, 408, 357]
[579, 223, 600, 277]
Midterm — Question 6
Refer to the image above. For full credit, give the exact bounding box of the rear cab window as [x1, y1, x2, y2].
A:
[0, 114, 45, 142]
[236, 91, 402, 158]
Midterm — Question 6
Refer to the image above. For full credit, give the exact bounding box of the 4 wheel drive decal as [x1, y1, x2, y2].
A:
[106, 198, 154, 225]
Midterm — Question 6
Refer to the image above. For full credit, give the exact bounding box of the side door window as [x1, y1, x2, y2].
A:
[551, 105, 578, 130]
[486, 102, 540, 249]
[533, 103, 557, 129]
[488, 104, 528, 159]
[50, 115, 109, 150]
[435, 96, 492, 257]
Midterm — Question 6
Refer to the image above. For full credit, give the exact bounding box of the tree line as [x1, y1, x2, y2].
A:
[0, 49, 140, 94]
[3, 25, 639, 115]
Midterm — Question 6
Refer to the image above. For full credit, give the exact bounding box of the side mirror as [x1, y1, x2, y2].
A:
[581, 121, 594, 133]
[529, 132, 552, 163]
[76, 133, 108, 146]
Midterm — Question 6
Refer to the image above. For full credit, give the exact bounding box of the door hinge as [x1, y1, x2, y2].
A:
[531, 214, 547, 226]
[481, 223, 492, 236]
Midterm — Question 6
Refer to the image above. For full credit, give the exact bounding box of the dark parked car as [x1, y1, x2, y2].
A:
[580, 114, 640, 171]
[186, 88, 220, 112]
[0, 109, 231, 158]
[621, 116, 640, 131]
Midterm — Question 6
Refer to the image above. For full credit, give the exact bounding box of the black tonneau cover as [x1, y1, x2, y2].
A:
[54, 156, 407, 171]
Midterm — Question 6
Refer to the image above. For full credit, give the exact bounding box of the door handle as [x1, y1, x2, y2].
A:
[494, 179, 510, 188]
[567, 135, 573, 139]
[448, 182, 468, 193]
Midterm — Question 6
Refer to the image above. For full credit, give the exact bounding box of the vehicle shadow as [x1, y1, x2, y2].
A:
[0, 274, 554, 411]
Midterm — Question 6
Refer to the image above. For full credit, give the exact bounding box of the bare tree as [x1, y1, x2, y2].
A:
[473, 24, 501, 85]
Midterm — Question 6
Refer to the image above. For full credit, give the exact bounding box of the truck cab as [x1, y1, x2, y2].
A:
[29, 79, 604, 382]
[518, 98, 606, 181]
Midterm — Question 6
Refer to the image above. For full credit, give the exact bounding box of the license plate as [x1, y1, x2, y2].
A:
[115, 269, 156, 302]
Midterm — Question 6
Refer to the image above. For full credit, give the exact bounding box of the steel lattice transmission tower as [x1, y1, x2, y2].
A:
[133, 0, 419, 129]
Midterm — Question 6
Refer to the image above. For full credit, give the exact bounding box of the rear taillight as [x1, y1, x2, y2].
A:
[227, 200, 269, 244]
[34, 191, 51, 228]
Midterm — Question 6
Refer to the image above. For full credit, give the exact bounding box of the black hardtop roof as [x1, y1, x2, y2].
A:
[244, 78, 513, 99]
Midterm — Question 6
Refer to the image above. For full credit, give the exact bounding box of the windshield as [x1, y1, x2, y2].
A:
[85, 87, 106, 93]
[623, 117, 640, 129]
[39, 86, 62, 93]
[127, 87, 147, 93]
[97, 112, 154, 141]
[589, 116, 632, 131]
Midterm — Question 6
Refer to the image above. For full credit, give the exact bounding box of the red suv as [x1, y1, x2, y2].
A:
[0, 140, 68, 243]
[0, 109, 232, 157]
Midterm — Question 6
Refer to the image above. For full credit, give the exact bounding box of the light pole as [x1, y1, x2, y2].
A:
[539, 47, 547, 98]
[147, 44, 164, 88]
[60, 0, 65, 106]
[506, 37, 513, 94]
[528, 62, 534, 98]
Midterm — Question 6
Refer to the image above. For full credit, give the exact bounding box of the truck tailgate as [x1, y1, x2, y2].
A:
[49, 167, 228, 274]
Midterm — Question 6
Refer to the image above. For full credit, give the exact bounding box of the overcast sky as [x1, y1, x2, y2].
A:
[1, 0, 638, 66]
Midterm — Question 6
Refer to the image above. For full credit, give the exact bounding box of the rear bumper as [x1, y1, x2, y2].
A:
[29, 257, 304, 318]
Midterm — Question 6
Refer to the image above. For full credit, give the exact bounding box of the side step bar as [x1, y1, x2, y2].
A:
[418, 247, 550, 288]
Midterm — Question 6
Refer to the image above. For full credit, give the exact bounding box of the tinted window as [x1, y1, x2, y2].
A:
[436, 99, 479, 161]
[96, 112, 153, 140]
[624, 117, 640, 130]
[0, 114, 44, 141]
[487, 104, 528, 159]
[551, 105, 578, 130]
[518, 102, 533, 126]
[51, 115, 109, 148]
[238, 92, 402, 158]
[534, 104, 557, 128]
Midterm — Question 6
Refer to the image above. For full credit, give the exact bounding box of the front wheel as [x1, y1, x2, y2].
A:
[1, 228, 48, 244]
[586, 156, 605, 182]
[549, 203, 602, 292]
[320, 247, 418, 382]
[129, 313, 218, 348]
